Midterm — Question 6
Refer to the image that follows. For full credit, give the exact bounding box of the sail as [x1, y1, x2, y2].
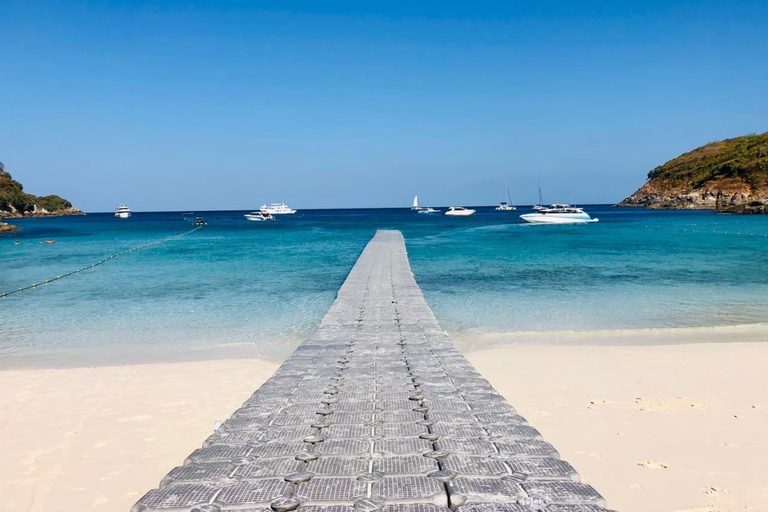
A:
[413, 195, 419, 208]
[538, 181, 544, 205]
[505, 179, 512, 205]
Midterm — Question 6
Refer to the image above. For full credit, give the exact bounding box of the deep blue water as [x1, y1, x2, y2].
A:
[2, 206, 767, 359]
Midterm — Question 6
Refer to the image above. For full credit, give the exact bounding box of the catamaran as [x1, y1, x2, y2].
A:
[520, 204, 598, 224]
[444, 206, 476, 216]
[411, 195, 440, 214]
[114, 205, 131, 218]
[495, 179, 516, 211]
[260, 202, 296, 215]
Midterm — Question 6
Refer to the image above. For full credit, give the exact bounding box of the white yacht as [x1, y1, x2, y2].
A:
[114, 205, 131, 218]
[495, 179, 516, 211]
[244, 211, 275, 222]
[411, 196, 440, 214]
[260, 202, 296, 215]
[444, 206, 476, 216]
[520, 204, 598, 224]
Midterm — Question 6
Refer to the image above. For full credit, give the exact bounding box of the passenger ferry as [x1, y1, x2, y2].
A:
[260, 203, 297, 215]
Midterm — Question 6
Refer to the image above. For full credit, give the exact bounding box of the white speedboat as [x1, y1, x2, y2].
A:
[520, 204, 598, 224]
[260, 202, 296, 215]
[114, 205, 131, 218]
[495, 179, 516, 211]
[245, 211, 275, 222]
[444, 206, 476, 216]
[412, 196, 440, 214]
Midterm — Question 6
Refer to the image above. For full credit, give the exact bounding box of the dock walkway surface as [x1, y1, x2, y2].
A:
[132, 230, 614, 512]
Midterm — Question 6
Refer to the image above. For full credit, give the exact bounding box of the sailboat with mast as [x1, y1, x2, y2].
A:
[411, 195, 440, 214]
[533, 181, 545, 210]
[495, 179, 516, 211]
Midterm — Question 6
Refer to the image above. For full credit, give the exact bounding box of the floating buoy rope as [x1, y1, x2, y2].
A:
[1, 225, 204, 298]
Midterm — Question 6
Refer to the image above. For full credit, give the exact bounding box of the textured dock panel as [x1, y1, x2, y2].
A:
[131, 231, 616, 512]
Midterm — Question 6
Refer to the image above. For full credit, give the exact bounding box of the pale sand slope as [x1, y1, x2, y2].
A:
[0, 359, 278, 512]
[466, 340, 768, 512]
[2, 333, 767, 512]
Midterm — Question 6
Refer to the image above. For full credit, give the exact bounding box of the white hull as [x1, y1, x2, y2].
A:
[114, 205, 131, 218]
[245, 212, 275, 222]
[520, 213, 598, 224]
[445, 207, 476, 216]
[260, 203, 296, 215]
[495, 205, 516, 211]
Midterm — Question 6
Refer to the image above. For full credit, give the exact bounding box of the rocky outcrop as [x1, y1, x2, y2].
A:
[716, 191, 768, 214]
[0, 221, 20, 233]
[618, 133, 768, 213]
[0, 161, 83, 218]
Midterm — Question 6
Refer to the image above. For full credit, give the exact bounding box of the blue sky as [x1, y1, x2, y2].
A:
[1, 1, 766, 211]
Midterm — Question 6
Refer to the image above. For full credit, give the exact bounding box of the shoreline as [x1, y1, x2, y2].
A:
[451, 322, 768, 353]
[3, 323, 767, 371]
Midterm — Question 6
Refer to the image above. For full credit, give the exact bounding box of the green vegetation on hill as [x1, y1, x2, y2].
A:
[620, 132, 768, 213]
[0, 161, 77, 216]
[646, 133, 768, 190]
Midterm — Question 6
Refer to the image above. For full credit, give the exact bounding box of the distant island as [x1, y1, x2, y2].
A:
[1, 161, 83, 232]
[619, 132, 768, 213]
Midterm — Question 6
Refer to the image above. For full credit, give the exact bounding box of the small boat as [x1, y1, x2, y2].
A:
[114, 205, 131, 218]
[194, 217, 207, 226]
[412, 196, 440, 214]
[532, 181, 545, 210]
[520, 204, 598, 224]
[245, 211, 275, 222]
[444, 206, 476, 216]
[495, 179, 516, 211]
[260, 202, 296, 215]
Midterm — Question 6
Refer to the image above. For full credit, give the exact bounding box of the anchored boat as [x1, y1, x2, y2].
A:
[114, 205, 131, 218]
[244, 211, 275, 222]
[520, 204, 598, 224]
[495, 179, 516, 211]
[411, 195, 440, 214]
[444, 206, 476, 216]
[260, 202, 296, 215]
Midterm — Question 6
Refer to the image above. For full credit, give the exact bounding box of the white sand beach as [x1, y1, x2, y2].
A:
[0, 359, 278, 512]
[465, 333, 768, 512]
[1, 327, 767, 512]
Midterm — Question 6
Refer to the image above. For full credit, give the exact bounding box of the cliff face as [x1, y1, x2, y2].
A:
[618, 133, 768, 213]
[0, 161, 83, 220]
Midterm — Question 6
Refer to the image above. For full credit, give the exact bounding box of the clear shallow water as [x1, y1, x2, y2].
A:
[2, 206, 768, 361]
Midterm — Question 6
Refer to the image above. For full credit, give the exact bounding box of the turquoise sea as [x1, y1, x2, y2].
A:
[2, 206, 768, 365]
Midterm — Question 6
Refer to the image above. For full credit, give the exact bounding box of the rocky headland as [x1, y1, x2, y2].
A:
[0, 161, 83, 231]
[618, 133, 768, 213]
